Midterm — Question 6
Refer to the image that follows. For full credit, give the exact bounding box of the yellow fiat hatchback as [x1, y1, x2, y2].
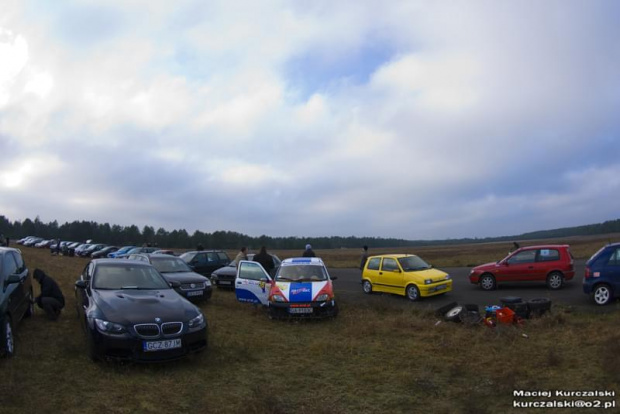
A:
[361, 254, 452, 301]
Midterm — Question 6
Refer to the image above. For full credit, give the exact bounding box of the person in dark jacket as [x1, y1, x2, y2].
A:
[360, 245, 369, 271]
[253, 246, 275, 275]
[302, 244, 316, 257]
[33, 269, 65, 321]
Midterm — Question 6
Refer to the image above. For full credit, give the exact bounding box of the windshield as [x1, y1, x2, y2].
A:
[275, 265, 327, 282]
[179, 252, 195, 261]
[151, 257, 192, 273]
[93, 265, 170, 290]
[397, 256, 431, 271]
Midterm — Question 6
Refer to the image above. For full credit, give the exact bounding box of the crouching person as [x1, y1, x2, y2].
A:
[33, 269, 65, 321]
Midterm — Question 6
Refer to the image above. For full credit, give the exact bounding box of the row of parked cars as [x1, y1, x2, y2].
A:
[4, 241, 620, 362]
[360, 243, 620, 306]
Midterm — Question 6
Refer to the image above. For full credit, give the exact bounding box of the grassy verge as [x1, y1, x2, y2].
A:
[1, 245, 619, 413]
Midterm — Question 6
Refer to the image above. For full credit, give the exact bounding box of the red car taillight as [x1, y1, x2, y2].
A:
[585, 267, 591, 279]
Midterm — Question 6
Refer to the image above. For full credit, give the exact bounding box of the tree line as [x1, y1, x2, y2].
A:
[1, 215, 619, 250]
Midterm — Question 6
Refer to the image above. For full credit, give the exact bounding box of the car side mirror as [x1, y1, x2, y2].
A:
[330, 276, 338, 281]
[169, 281, 182, 288]
[75, 280, 88, 289]
[4, 274, 21, 287]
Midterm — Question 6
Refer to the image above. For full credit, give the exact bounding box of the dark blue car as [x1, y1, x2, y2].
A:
[583, 242, 620, 305]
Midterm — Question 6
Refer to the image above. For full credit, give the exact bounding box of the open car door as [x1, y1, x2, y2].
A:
[235, 260, 272, 305]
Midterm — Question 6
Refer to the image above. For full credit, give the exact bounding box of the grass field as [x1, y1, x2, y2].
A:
[1, 238, 619, 413]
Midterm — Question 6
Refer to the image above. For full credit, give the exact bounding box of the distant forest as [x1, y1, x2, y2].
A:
[1, 215, 619, 250]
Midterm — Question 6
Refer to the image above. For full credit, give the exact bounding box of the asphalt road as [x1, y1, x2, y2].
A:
[330, 260, 600, 311]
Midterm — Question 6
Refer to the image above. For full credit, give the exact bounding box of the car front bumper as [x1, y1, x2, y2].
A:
[419, 280, 453, 297]
[90, 326, 208, 362]
[268, 300, 338, 318]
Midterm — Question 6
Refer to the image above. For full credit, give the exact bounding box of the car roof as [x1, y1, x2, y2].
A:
[0, 247, 21, 254]
[92, 258, 153, 267]
[281, 257, 325, 266]
[367, 254, 418, 259]
[517, 245, 570, 250]
[183, 250, 225, 254]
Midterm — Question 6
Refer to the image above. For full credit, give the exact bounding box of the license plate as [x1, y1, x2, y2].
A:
[434, 284, 447, 291]
[289, 307, 313, 314]
[219, 281, 232, 285]
[187, 290, 203, 297]
[143, 339, 182, 352]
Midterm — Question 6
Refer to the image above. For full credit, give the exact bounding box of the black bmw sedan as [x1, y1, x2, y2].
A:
[75, 259, 207, 362]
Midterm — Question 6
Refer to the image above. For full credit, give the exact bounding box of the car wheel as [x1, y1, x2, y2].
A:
[479, 274, 496, 291]
[546, 272, 563, 290]
[406, 284, 420, 301]
[86, 331, 99, 362]
[362, 280, 373, 294]
[2, 317, 15, 358]
[592, 284, 613, 306]
[445, 306, 464, 322]
[24, 289, 35, 318]
[330, 302, 339, 318]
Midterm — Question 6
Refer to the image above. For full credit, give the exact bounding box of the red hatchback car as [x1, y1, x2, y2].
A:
[469, 245, 575, 290]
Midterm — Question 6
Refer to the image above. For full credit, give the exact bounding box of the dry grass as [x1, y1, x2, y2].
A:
[1, 242, 619, 413]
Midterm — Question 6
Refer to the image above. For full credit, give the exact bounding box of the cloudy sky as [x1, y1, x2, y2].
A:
[1, 0, 619, 240]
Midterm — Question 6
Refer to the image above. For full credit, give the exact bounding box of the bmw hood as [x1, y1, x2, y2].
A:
[93, 289, 199, 325]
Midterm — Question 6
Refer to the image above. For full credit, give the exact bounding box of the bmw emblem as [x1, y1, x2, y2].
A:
[155, 317, 162, 323]
[190, 283, 196, 289]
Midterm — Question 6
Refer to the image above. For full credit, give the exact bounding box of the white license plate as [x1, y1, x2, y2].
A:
[219, 281, 232, 285]
[187, 290, 203, 297]
[434, 284, 447, 291]
[143, 339, 182, 352]
[289, 307, 313, 314]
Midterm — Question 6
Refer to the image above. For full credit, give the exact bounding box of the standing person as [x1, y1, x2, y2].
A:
[302, 244, 316, 257]
[234, 246, 248, 268]
[33, 269, 65, 321]
[253, 246, 275, 275]
[0, 233, 6, 247]
[360, 245, 369, 272]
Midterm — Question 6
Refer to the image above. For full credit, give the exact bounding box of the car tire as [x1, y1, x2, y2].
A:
[527, 297, 552, 316]
[86, 331, 99, 362]
[330, 302, 339, 318]
[479, 274, 496, 291]
[406, 284, 421, 302]
[2, 317, 15, 358]
[24, 289, 35, 318]
[362, 280, 373, 294]
[546, 272, 563, 290]
[444, 306, 464, 322]
[592, 284, 613, 306]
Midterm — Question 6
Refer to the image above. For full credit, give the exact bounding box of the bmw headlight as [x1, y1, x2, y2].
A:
[271, 294, 286, 302]
[188, 313, 204, 328]
[95, 318, 126, 334]
[204, 279, 212, 287]
[424, 279, 433, 285]
[188, 313, 205, 329]
[315, 293, 330, 302]
[445, 274, 451, 280]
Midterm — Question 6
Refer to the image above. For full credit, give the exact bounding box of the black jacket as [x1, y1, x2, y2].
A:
[34, 269, 65, 307]
[253, 252, 274, 273]
[302, 249, 316, 257]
